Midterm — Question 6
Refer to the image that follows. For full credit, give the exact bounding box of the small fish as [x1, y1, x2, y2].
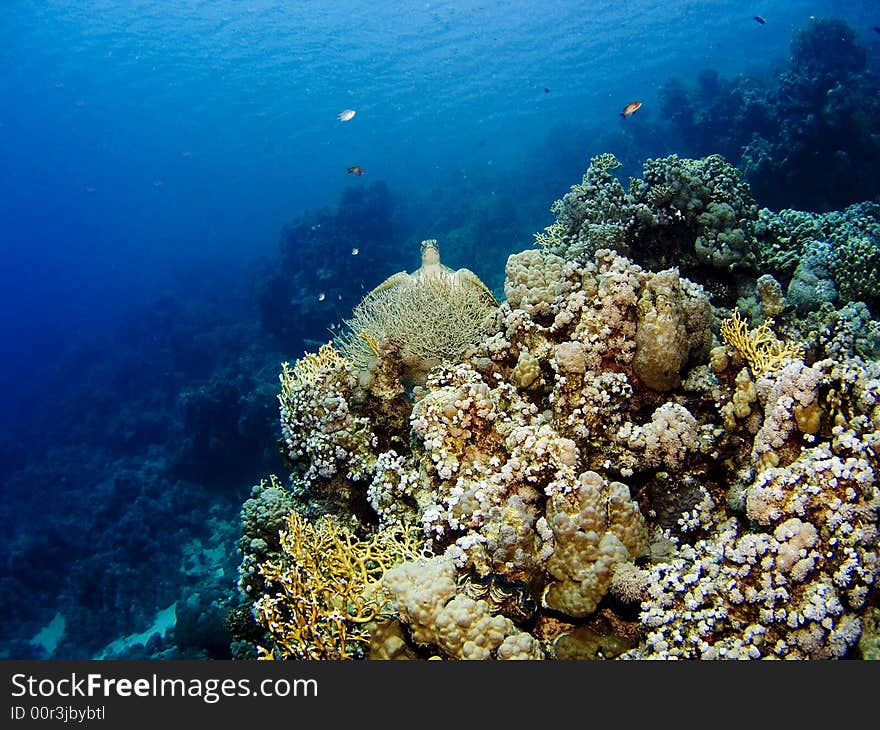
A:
[753, 15, 766, 25]
[347, 165, 365, 175]
[620, 100, 642, 118]
[318, 292, 326, 302]
[873, 25, 880, 34]
[351, 247, 359, 255]
[152, 179, 164, 189]
[544, 87, 551, 93]
[337, 109, 356, 122]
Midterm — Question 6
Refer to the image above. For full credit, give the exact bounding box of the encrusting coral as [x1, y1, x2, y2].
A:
[233, 152, 880, 660]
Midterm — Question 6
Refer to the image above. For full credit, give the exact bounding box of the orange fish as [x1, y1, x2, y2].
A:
[620, 100, 642, 118]
[347, 165, 365, 175]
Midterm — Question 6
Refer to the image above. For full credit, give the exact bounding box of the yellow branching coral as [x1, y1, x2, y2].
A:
[533, 221, 567, 250]
[279, 343, 348, 397]
[254, 512, 425, 660]
[719, 309, 803, 377]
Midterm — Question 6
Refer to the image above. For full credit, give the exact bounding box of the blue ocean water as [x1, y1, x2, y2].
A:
[0, 0, 878, 658]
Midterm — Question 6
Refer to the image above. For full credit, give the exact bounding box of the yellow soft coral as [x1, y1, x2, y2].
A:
[254, 512, 425, 660]
[719, 309, 803, 378]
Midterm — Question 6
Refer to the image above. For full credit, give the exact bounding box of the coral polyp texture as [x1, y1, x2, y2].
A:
[235, 154, 880, 660]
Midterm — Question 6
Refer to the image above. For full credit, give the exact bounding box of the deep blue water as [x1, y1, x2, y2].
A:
[1, 0, 878, 658]
[4, 0, 876, 416]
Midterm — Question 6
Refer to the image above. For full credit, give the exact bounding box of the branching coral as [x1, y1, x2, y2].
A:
[627, 432, 879, 659]
[282, 342, 350, 387]
[629, 154, 758, 270]
[755, 202, 880, 313]
[278, 346, 378, 486]
[833, 233, 880, 309]
[541, 152, 760, 312]
[253, 511, 425, 659]
[533, 221, 567, 252]
[546, 152, 631, 261]
[720, 308, 803, 378]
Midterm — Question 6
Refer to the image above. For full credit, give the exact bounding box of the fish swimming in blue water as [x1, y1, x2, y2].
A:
[754, 15, 766, 25]
[620, 100, 642, 118]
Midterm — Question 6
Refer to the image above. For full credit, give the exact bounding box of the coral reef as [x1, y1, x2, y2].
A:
[541, 152, 759, 306]
[543, 152, 880, 323]
[252, 512, 424, 659]
[626, 419, 879, 659]
[756, 202, 880, 315]
[660, 17, 880, 212]
[236, 153, 880, 661]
